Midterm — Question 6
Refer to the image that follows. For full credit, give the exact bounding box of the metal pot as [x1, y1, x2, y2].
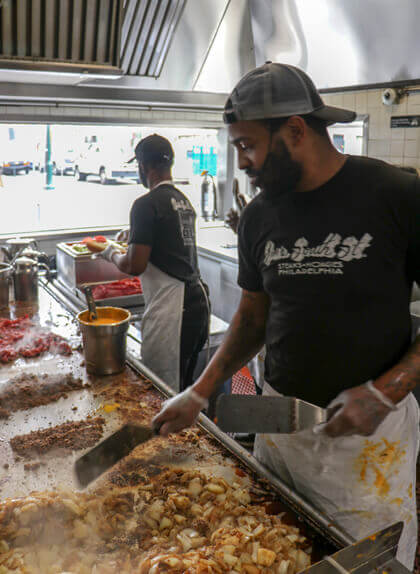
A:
[1, 237, 38, 263]
[0, 263, 12, 308]
[77, 307, 131, 375]
[13, 256, 50, 302]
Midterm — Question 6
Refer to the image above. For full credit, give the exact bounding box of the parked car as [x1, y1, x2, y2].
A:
[1, 160, 32, 175]
[52, 151, 76, 175]
[74, 142, 138, 184]
[36, 150, 76, 175]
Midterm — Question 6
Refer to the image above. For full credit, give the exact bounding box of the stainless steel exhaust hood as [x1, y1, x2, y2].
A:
[0, 0, 189, 80]
[3, 0, 419, 101]
[249, 0, 420, 91]
[0, 0, 124, 76]
[0, 0, 233, 97]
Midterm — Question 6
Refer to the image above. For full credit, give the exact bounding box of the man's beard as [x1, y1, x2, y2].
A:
[248, 137, 302, 200]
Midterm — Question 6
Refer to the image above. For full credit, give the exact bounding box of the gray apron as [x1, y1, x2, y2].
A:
[140, 262, 184, 392]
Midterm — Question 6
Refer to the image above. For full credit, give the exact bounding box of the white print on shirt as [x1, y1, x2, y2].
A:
[277, 261, 344, 275]
[171, 197, 191, 212]
[171, 197, 195, 247]
[264, 233, 373, 276]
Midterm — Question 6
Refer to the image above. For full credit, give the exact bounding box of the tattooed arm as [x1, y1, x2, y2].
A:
[153, 290, 269, 435]
[325, 334, 420, 438]
[375, 334, 420, 402]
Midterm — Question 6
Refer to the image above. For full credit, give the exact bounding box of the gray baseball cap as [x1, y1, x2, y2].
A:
[128, 134, 174, 165]
[223, 62, 356, 126]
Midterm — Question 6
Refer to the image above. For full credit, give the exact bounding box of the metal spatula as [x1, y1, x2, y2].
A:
[74, 424, 159, 488]
[303, 521, 409, 574]
[216, 395, 326, 434]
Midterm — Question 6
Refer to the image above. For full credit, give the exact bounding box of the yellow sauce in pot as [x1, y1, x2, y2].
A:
[87, 317, 121, 325]
[77, 306, 131, 326]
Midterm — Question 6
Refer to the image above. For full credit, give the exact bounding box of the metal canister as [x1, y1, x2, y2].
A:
[1, 237, 37, 262]
[77, 307, 131, 375]
[13, 256, 39, 302]
[13, 256, 50, 302]
[0, 263, 12, 308]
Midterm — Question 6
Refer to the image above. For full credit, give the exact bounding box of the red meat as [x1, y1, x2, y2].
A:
[91, 277, 142, 300]
[0, 315, 72, 363]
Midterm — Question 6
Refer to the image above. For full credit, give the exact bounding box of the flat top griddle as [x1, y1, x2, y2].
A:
[0, 285, 341, 558]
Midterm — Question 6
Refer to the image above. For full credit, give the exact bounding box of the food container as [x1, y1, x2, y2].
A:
[13, 256, 50, 302]
[77, 306, 131, 375]
[56, 242, 129, 289]
[0, 262, 12, 308]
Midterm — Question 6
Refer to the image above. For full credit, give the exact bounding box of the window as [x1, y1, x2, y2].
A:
[0, 124, 218, 235]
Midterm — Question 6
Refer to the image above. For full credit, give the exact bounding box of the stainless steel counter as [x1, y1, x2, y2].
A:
[197, 225, 239, 264]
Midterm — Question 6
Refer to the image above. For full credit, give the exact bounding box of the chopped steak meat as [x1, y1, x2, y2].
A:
[0, 469, 312, 574]
[91, 277, 142, 300]
[0, 372, 86, 418]
[10, 417, 105, 458]
[0, 315, 72, 363]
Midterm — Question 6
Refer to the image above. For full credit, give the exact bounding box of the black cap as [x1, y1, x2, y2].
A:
[224, 62, 356, 126]
[128, 134, 174, 166]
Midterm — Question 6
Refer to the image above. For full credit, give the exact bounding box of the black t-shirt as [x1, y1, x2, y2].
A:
[238, 156, 420, 407]
[129, 183, 200, 283]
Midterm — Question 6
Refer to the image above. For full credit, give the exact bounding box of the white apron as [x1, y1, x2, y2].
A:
[140, 262, 184, 392]
[254, 382, 420, 570]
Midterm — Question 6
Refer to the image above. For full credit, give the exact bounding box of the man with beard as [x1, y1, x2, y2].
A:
[153, 63, 420, 567]
[100, 134, 209, 393]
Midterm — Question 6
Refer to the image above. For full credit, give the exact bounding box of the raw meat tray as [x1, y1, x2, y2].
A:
[76, 280, 145, 309]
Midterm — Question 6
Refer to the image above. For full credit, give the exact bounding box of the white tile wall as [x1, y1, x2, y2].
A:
[390, 140, 404, 157]
[324, 88, 420, 169]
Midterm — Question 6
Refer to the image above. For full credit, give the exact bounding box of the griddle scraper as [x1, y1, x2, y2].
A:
[216, 395, 326, 434]
[302, 521, 409, 574]
[74, 424, 159, 488]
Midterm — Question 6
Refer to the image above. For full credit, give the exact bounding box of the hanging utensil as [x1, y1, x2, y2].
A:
[84, 286, 98, 321]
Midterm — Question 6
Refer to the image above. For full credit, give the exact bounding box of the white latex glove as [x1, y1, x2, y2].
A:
[153, 387, 209, 436]
[98, 244, 119, 264]
[323, 381, 397, 438]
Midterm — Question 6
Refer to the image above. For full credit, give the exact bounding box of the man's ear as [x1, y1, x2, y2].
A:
[285, 116, 306, 146]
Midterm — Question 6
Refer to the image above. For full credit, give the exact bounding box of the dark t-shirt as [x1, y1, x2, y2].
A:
[238, 156, 420, 407]
[129, 183, 200, 282]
